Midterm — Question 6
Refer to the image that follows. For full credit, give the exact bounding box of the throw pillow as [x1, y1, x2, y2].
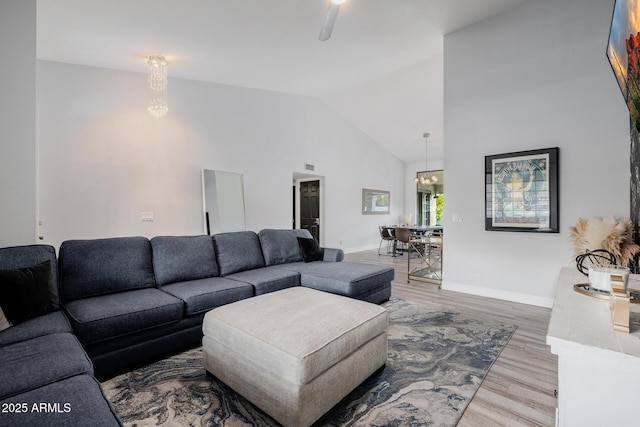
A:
[0, 261, 54, 326]
[297, 237, 324, 263]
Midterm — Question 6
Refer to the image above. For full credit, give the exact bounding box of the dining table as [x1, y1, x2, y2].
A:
[382, 225, 443, 256]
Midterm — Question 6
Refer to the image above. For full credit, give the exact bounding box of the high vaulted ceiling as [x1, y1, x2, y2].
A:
[36, 0, 527, 163]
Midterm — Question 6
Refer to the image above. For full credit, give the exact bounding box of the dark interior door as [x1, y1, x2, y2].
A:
[300, 180, 320, 241]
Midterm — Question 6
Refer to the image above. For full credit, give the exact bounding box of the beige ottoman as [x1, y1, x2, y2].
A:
[202, 287, 388, 427]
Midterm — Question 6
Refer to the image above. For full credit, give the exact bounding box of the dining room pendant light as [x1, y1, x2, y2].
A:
[147, 55, 168, 118]
[415, 133, 438, 185]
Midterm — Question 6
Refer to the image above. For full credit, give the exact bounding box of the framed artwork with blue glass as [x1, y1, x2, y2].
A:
[485, 147, 559, 233]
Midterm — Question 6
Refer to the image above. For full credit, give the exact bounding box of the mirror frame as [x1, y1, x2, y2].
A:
[362, 188, 390, 215]
[202, 169, 246, 235]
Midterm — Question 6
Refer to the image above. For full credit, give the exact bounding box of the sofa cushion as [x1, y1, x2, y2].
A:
[151, 235, 219, 286]
[161, 277, 253, 316]
[0, 244, 60, 309]
[0, 333, 92, 399]
[59, 237, 155, 302]
[0, 311, 71, 347]
[0, 374, 122, 427]
[225, 266, 300, 295]
[213, 231, 265, 276]
[259, 229, 313, 266]
[0, 261, 54, 327]
[64, 288, 183, 345]
[277, 262, 394, 299]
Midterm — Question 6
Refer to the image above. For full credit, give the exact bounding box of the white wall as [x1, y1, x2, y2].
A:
[443, 0, 630, 307]
[0, 0, 36, 247]
[36, 61, 405, 251]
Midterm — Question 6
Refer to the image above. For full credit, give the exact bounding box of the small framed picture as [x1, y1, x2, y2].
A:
[362, 189, 390, 215]
[485, 147, 559, 232]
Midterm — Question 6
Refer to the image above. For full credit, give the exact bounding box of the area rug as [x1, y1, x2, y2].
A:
[102, 298, 516, 426]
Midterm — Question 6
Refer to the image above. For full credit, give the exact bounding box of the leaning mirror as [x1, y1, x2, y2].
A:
[416, 170, 444, 227]
[202, 169, 246, 235]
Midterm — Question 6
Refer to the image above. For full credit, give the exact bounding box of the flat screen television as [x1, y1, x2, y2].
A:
[607, 0, 640, 129]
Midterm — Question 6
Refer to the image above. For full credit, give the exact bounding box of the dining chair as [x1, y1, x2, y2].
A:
[394, 227, 412, 255]
[378, 226, 396, 256]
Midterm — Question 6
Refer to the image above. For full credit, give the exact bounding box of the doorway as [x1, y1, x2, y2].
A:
[293, 173, 324, 244]
[300, 180, 320, 241]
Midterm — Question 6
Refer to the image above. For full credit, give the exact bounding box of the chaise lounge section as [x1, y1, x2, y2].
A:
[258, 229, 393, 303]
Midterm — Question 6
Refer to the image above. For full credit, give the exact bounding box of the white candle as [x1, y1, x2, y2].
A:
[588, 265, 629, 293]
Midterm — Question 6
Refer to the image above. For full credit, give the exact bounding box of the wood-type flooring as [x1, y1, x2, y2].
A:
[344, 249, 558, 427]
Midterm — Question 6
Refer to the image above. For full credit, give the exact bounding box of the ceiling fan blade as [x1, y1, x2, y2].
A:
[319, 3, 341, 41]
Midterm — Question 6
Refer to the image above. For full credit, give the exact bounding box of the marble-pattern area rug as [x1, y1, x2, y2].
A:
[102, 298, 516, 427]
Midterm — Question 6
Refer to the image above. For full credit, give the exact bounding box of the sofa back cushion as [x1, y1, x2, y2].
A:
[259, 229, 313, 266]
[0, 245, 60, 309]
[59, 236, 155, 302]
[213, 231, 265, 276]
[151, 235, 219, 286]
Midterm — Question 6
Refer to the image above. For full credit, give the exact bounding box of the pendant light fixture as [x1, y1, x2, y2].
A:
[319, 0, 348, 41]
[415, 132, 438, 185]
[147, 55, 168, 118]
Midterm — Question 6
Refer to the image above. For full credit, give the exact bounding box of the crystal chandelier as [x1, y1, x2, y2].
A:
[147, 55, 168, 118]
[415, 133, 438, 185]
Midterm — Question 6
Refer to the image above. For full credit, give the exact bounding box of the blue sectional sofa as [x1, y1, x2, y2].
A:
[0, 229, 393, 426]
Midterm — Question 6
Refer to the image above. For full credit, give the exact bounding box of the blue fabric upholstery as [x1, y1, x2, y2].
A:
[225, 266, 300, 295]
[0, 333, 92, 399]
[86, 319, 203, 380]
[0, 244, 120, 426]
[277, 261, 394, 302]
[85, 316, 202, 359]
[323, 247, 344, 262]
[58, 237, 155, 302]
[0, 231, 394, 426]
[0, 375, 122, 427]
[0, 311, 71, 347]
[161, 277, 254, 316]
[258, 229, 313, 266]
[358, 286, 392, 304]
[213, 231, 265, 276]
[63, 288, 183, 345]
[0, 244, 60, 309]
[150, 235, 219, 286]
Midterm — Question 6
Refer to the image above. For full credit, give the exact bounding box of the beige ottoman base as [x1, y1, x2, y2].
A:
[202, 287, 388, 427]
[204, 333, 386, 427]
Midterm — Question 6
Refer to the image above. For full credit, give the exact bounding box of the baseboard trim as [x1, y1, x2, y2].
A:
[343, 244, 379, 254]
[441, 281, 554, 308]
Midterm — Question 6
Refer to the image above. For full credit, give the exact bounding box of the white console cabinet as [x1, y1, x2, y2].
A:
[547, 267, 640, 427]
